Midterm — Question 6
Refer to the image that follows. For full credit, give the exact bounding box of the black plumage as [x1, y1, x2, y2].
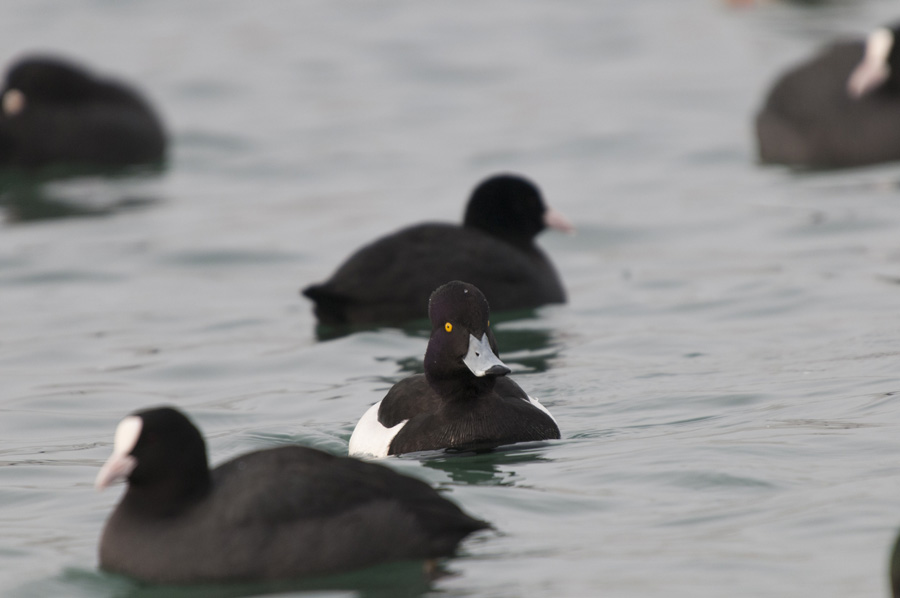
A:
[303, 174, 569, 326]
[0, 55, 166, 170]
[756, 24, 900, 168]
[96, 407, 488, 584]
[349, 282, 560, 457]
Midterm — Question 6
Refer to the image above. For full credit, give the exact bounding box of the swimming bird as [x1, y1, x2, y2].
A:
[0, 54, 166, 171]
[756, 22, 900, 168]
[95, 406, 488, 584]
[349, 281, 560, 457]
[302, 174, 572, 327]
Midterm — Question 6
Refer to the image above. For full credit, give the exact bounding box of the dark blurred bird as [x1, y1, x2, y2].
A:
[891, 530, 900, 598]
[756, 23, 900, 168]
[302, 173, 572, 327]
[0, 54, 166, 171]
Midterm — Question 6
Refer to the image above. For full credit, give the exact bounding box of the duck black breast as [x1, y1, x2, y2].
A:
[348, 282, 560, 457]
[0, 55, 166, 170]
[756, 23, 900, 168]
[96, 406, 488, 584]
[302, 173, 571, 327]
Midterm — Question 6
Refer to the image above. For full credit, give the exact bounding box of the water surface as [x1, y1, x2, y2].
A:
[2, 1, 900, 597]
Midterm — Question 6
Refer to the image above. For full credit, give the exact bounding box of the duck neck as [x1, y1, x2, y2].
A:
[426, 371, 497, 402]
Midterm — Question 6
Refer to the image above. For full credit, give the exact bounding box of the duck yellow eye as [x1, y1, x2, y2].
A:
[444, 322, 452, 332]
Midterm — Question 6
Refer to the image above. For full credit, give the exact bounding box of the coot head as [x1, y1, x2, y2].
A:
[2, 57, 101, 113]
[463, 174, 573, 247]
[96, 407, 211, 507]
[848, 23, 900, 97]
[424, 281, 510, 390]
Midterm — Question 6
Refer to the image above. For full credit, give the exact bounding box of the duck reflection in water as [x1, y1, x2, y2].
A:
[418, 444, 556, 486]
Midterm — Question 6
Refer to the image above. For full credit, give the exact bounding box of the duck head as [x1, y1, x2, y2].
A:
[424, 281, 510, 397]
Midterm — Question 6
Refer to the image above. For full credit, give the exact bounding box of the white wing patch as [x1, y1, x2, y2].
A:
[348, 401, 408, 458]
[527, 395, 558, 426]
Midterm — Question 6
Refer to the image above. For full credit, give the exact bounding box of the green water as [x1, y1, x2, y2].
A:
[3, 1, 900, 597]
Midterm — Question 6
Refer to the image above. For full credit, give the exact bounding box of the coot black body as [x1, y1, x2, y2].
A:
[303, 174, 571, 327]
[349, 281, 560, 457]
[96, 407, 488, 584]
[0, 55, 166, 171]
[756, 24, 900, 168]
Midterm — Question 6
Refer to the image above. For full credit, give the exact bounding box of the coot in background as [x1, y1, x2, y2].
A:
[0, 54, 166, 171]
[303, 173, 572, 328]
[756, 23, 900, 168]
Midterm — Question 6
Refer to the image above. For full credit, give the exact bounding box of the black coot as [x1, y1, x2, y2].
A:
[756, 23, 900, 168]
[0, 54, 166, 170]
[96, 407, 488, 584]
[303, 174, 572, 327]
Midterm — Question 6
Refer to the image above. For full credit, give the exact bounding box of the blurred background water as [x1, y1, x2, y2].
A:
[2, 0, 900, 596]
